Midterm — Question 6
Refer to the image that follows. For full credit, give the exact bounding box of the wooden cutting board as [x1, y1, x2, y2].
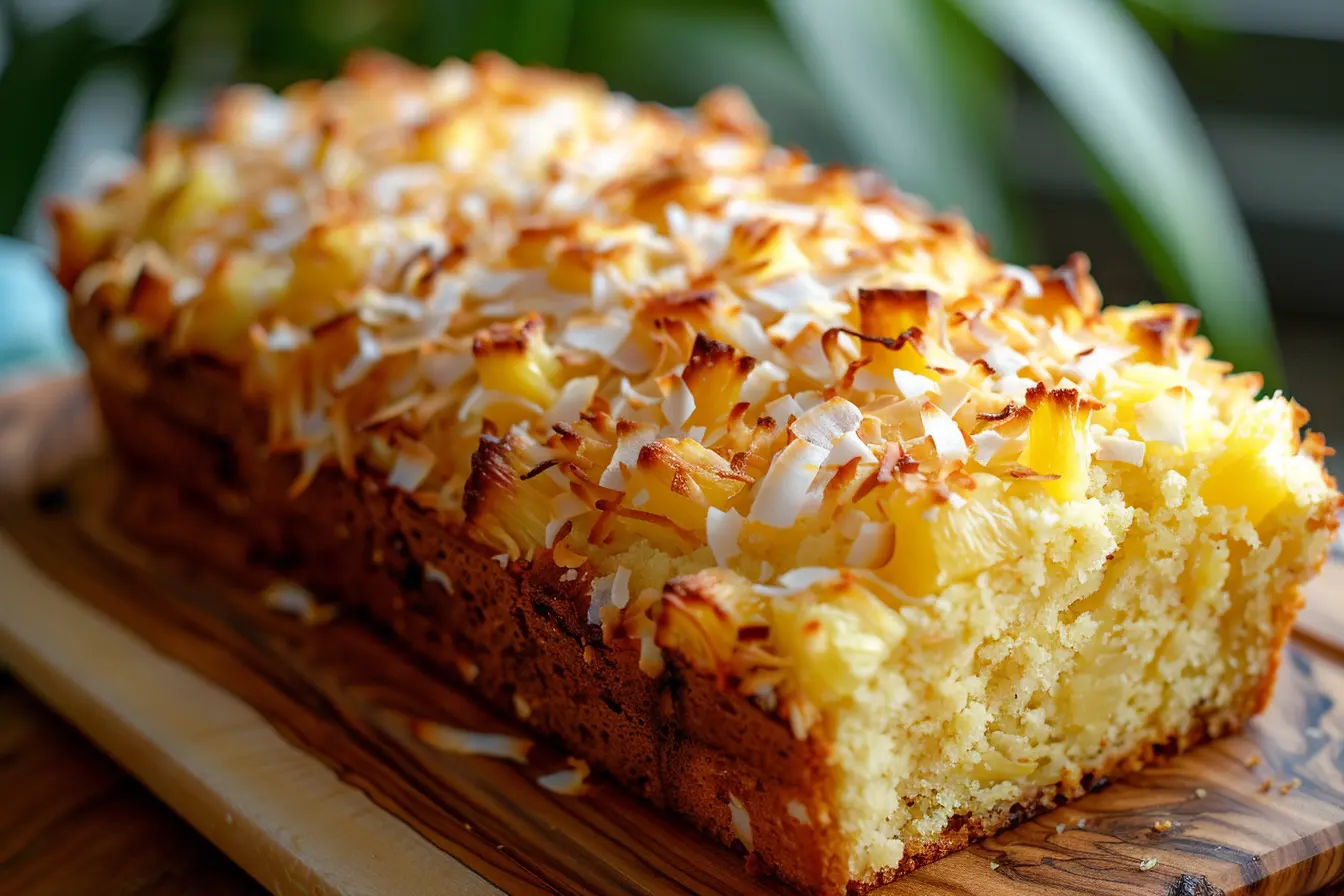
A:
[1, 372, 1343, 896]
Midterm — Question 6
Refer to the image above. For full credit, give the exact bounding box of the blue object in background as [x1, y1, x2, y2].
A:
[0, 238, 77, 378]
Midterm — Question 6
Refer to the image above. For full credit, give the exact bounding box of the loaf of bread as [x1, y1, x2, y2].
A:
[56, 52, 1340, 893]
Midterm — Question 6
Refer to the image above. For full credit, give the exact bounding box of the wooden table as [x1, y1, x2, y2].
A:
[5, 372, 1344, 896]
[0, 670, 264, 895]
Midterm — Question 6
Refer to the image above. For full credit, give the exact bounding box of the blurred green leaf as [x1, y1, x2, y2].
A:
[770, 0, 1017, 255]
[510, 0, 575, 66]
[596, 9, 850, 162]
[949, 0, 1279, 383]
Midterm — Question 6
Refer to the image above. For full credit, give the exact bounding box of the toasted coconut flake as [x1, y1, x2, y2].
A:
[921, 402, 970, 462]
[420, 352, 473, 389]
[660, 374, 697, 429]
[1063, 343, 1136, 384]
[792, 397, 863, 448]
[261, 580, 337, 625]
[750, 271, 832, 312]
[786, 799, 813, 825]
[424, 563, 455, 593]
[1135, 392, 1188, 449]
[333, 327, 384, 391]
[826, 430, 878, 466]
[1095, 431, 1146, 466]
[972, 430, 1009, 463]
[892, 368, 939, 399]
[587, 566, 631, 625]
[981, 344, 1029, 377]
[764, 393, 806, 427]
[756, 566, 836, 598]
[561, 311, 632, 356]
[747, 437, 828, 528]
[846, 520, 895, 568]
[1001, 263, 1042, 298]
[728, 794, 754, 852]
[599, 421, 659, 488]
[388, 441, 437, 492]
[639, 634, 665, 676]
[739, 360, 789, 405]
[542, 375, 598, 427]
[411, 719, 533, 763]
[706, 506, 745, 566]
[537, 758, 592, 796]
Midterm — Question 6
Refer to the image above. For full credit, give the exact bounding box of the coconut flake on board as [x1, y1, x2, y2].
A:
[411, 720, 533, 763]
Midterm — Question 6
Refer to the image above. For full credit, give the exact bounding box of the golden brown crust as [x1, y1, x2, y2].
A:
[76, 298, 1284, 894]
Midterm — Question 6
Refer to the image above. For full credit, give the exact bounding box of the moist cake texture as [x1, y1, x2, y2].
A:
[55, 51, 1340, 893]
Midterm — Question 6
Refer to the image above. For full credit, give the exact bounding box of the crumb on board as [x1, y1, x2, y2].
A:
[1153, 819, 1174, 833]
[1195, 787, 1208, 799]
[1246, 752, 1262, 769]
[1259, 778, 1274, 793]
[1055, 823, 1066, 834]
[1280, 778, 1301, 794]
[1139, 857, 1158, 872]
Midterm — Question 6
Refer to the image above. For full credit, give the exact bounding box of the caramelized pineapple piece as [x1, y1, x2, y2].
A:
[1117, 303, 1203, 365]
[172, 252, 289, 360]
[148, 147, 241, 249]
[279, 223, 374, 327]
[722, 219, 810, 282]
[463, 431, 561, 559]
[1021, 252, 1101, 329]
[625, 438, 751, 534]
[1019, 385, 1094, 502]
[1200, 397, 1295, 525]
[657, 569, 762, 687]
[682, 334, 756, 428]
[856, 288, 940, 377]
[472, 313, 561, 407]
[772, 577, 906, 707]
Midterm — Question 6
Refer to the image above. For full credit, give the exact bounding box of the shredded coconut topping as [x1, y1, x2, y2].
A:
[56, 51, 1312, 741]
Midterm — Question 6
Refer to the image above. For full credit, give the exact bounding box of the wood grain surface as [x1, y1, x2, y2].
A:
[0, 672, 264, 895]
[1, 372, 1343, 896]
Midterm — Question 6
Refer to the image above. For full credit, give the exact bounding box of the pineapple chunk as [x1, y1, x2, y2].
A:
[172, 252, 289, 360]
[1021, 252, 1101, 329]
[1019, 385, 1094, 502]
[1105, 363, 1211, 452]
[880, 481, 1023, 596]
[148, 147, 241, 249]
[624, 439, 750, 534]
[723, 219, 810, 282]
[857, 288, 940, 377]
[1200, 397, 1295, 525]
[772, 577, 906, 707]
[462, 431, 561, 559]
[472, 313, 561, 407]
[630, 172, 714, 230]
[1116, 303, 1202, 365]
[657, 569, 762, 687]
[279, 223, 374, 327]
[682, 334, 756, 428]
